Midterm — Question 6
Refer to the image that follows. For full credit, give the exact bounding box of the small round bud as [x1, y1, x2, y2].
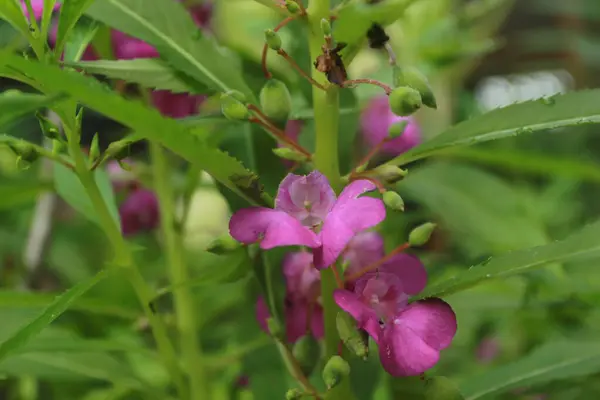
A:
[322, 355, 350, 390]
[89, 133, 100, 163]
[371, 164, 408, 184]
[409, 222, 437, 246]
[388, 86, 422, 116]
[285, 0, 301, 14]
[264, 29, 282, 51]
[35, 111, 61, 140]
[285, 388, 304, 400]
[105, 140, 132, 161]
[272, 147, 307, 162]
[8, 142, 39, 164]
[393, 66, 437, 109]
[205, 234, 240, 255]
[320, 18, 332, 36]
[226, 90, 247, 103]
[336, 312, 369, 360]
[388, 120, 409, 139]
[292, 334, 321, 376]
[383, 191, 405, 212]
[259, 79, 292, 121]
[220, 92, 250, 121]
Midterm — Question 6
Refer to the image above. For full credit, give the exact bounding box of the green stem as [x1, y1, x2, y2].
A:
[65, 129, 188, 399]
[150, 143, 209, 400]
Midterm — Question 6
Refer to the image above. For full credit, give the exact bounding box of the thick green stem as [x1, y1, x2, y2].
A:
[150, 143, 209, 400]
[65, 132, 187, 399]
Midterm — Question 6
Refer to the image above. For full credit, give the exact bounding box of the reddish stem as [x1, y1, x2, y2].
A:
[277, 49, 327, 91]
[351, 137, 389, 177]
[247, 108, 312, 158]
[262, 16, 295, 79]
[331, 263, 344, 288]
[343, 79, 393, 95]
[346, 242, 410, 282]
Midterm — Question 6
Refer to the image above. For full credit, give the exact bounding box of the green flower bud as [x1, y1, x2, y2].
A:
[393, 66, 437, 109]
[322, 356, 350, 390]
[267, 317, 284, 340]
[272, 147, 307, 162]
[285, 0, 301, 14]
[285, 388, 304, 400]
[75, 106, 84, 130]
[388, 86, 422, 116]
[320, 18, 332, 36]
[8, 141, 39, 163]
[409, 222, 437, 246]
[383, 191, 405, 212]
[265, 29, 282, 51]
[371, 164, 408, 184]
[220, 92, 250, 121]
[205, 234, 240, 255]
[292, 334, 321, 376]
[227, 90, 247, 103]
[89, 133, 100, 163]
[388, 120, 409, 139]
[336, 312, 369, 360]
[52, 139, 65, 155]
[259, 79, 292, 121]
[35, 111, 61, 140]
[105, 140, 132, 161]
[354, 162, 368, 174]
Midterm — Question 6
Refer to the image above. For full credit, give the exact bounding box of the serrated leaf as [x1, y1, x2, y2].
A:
[385, 89, 600, 167]
[0, 91, 66, 127]
[71, 58, 197, 93]
[460, 341, 600, 400]
[0, 53, 265, 205]
[85, 0, 254, 100]
[0, 269, 109, 361]
[418, 218, 600, 299]
[55, 0, 96, 56]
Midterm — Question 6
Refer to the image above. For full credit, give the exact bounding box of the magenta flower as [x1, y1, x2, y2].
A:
[343, 231, 385, 280]
[360, 95, 421, 155]
[119, 188, 160, 236]
[229, 171, 386, 269]
[334, 255, 456, 376]
[21, 0, 59, 19]
[283, 251, 321, 302]
[255, 296, 324, 343]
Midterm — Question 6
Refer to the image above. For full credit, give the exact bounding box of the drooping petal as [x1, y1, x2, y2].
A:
[378, 298, 457, 376]
[343, 231, 385, 277]
[229, 208, 320, 249]
[333, 289, 381, 341]
[315, 193, 385, 269]
[379, 254, 428, 295]
[255, 297, 270, 335]
[283, 252, 320, 301]
[285, 299, 324, 343]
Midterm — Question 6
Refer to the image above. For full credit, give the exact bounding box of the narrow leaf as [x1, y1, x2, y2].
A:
[0, 181, 51, 210]
[0, 269, 109, 361]
[63, 17, 99, 63]
[0, 0, 30, 37]
[55, 0, 97, 56]
[0, 91, 66, 127]
[385, 89, 600, 167]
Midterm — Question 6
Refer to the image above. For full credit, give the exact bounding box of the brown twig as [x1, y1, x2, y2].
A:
[346, 242, 410, 282]
[247, 109, 312, 158]
[277, 49, 328, 91]
[350, 138, 390, 178]
[342, 79, 393, 95]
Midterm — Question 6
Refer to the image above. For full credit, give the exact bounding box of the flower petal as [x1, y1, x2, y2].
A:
[285, 300, 324, 343]
[283, 251, 320, 301]
[379, 254, 428, 295]
[255, 297, 270, 335]
[336, 179, 378, 206]
[343, 231, 385, 276]
[315, 196, 385, 268]
[229, 208, 320, 249]
[333, 289, 381, 341]
[396, 298, 457, 350]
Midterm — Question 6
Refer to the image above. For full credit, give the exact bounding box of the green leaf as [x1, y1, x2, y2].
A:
[385, 89, 600, 167]
[0, 269, 109, 361]
[85, 0, 254, 99]
[63, 17, 99, 63]
[0, 91, 66, 127]
[460, 341, 600, 400]
[55, 0, 97, 56]
[0, 181, 51, 210]
[0, 0, 30, 38]
[70, 58, 198, 93]
[53, 162, 120, 227]
[418, 218, 600, 299]
[0, 53, 265, 205]
[425, 377, 465, 400]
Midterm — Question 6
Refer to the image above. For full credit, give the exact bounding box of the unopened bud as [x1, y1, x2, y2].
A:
[8, 141, 39, 163]
[105, 140, 131, 161]
[205, 234, 240, 255]
[259, 79, 292, 121]
[409, 222, 436, 246]
[393, 66, 437, 109]
[272, 147, 307, 162]
[383, 191, 404, 212]
[388, 120, 409, 139]
[336, 312, 369, 360]
[320, 18, 332, 36]
[285, 388, 304, 400]
[89, 133, 100, 163]
[322, 356, 350, 389]
[354, 162, 368, 174]
[372, 164, 408, 184]
[285, 0, 301, 14]
[265, 29, 282, 51]
[220, 92, 249, 121]
[75, 106, 84, 130]
[267, 317, 283, 340]
[388, 86, 422, 116]
[52, 139, 65, 155]
[292, 334, 321, 376]
[35, 111, 61, 140]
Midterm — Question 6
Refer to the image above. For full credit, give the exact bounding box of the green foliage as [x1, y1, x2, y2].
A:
[63, 17, 99, 63]
[0, 92, 66, 127]
[55, 0, 97, 56]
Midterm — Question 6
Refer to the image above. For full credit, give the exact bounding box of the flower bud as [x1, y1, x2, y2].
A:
[371, 164, 408, 184]
[393, 66, 437, 109]
[292, 334, 321, 376]
[320, 18, 332, 36]
[264, 29, 282, 51]
[220, 92, 249, 121]
[336, 312, 369, 360]
[322, 355, 350, 390]
[35, 111, 61, 140]
[205, 234, 240, 255]
[285, 0, 301, 14]
[105, 140, 132, 161]
[409, 222, 436, 246]
[383, 191, 404, 212]
[388, 86, 422, 116]
[259, 79, 292, 121]
[8, 141, 39, 164]
[272, 147, 307, 162]
[267, 317, 284, 340]
[285, 388, 304, 400]
[388, 120, 409, 139]
[89, 133, 100, 163]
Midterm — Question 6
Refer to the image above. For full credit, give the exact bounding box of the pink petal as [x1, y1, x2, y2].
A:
[255, 297, 270, 335]
[283, 252, 320, 301]
[343, 231, 385, 277]
[285, 300, 324, 343]
[315, 194, 385, 269]
[333, 289, 381, 341]
[152, 91, 204, 118]
[397, 299, 457, 350]
[379, 254, 428, 295]
[21, 0, 59, 19]
[229, 208, 320, 249]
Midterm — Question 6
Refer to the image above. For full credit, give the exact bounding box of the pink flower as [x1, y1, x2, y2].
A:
[283, 251, 320, 302]
[255, 296, 323, 343]
[343, 231, 385, 278]
[279, 120, 303, 167]
[106, 160, 135, 192]
[476, 337, 500, 364]
[119, 188, 159, 236]
[360, 96, 421, 155]
[334, 255, 456, 376]
[21, 0, 59, 19]
[229, 171, 386, 269]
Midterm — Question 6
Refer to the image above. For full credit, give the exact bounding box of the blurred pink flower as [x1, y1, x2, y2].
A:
[20, 0, 59, 19]
[255, 296, 323, 344]
[119, 188, 159, 236]
[476, 337, 500, 364]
